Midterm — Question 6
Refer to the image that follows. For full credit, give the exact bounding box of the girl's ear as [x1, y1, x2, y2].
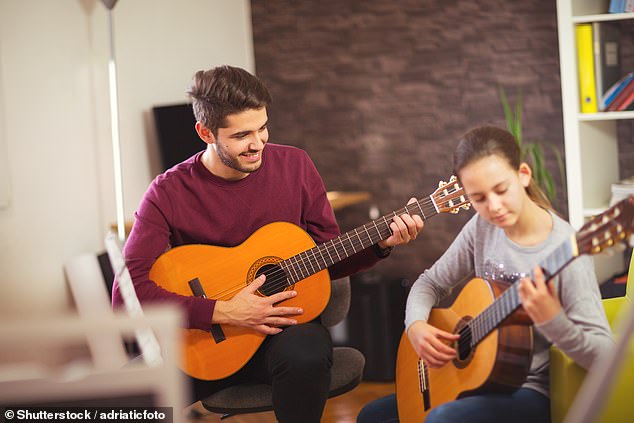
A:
[195, 121, 216, 145]
[518, 162, 532, 188]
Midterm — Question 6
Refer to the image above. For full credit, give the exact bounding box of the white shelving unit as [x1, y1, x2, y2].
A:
[556, 0, 633, 282]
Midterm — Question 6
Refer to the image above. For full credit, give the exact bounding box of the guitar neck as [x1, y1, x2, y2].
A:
[468, 235, 578, 346]
[281, 196, 440, 284]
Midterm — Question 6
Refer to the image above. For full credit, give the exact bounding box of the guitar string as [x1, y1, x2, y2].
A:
[204, 195, 461, 301]
[256, 192, 464, 292]
[199, 187, 468, 302]
[208, 196, 444, 299]
[207, 200, 439, 301]
[459, 234, 584, 350]
[254, 200, 444, 295]
[260, 189, 471, 295]
[453, 237, 578, 351]
[431, 211, 622, 354]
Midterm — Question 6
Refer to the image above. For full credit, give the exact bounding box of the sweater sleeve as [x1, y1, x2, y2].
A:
[297, 151, 381, 280]
[535, 256, 614, 370]
[404, 215, 477, 330]
[111, 182, 215, 331]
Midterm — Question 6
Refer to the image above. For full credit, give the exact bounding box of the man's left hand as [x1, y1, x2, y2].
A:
[378, 197, 425, 249]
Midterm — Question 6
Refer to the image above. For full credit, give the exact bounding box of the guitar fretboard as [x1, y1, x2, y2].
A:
[466, 235, 577, 346]
[280, 196, 441, 285]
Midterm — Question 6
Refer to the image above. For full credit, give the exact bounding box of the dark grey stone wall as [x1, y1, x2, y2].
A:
[251, 0, 633, 284]
[617, 21, 634, 179]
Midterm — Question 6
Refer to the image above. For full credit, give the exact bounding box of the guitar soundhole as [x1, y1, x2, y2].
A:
[453, 316, 475, 368]
[255, 264, 290, 296]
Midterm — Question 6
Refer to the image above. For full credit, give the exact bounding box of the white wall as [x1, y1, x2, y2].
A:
[0, 0, 254, 317]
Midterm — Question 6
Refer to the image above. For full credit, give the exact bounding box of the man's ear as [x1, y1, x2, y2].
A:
[195, 121, 215, 145]
[518, 162, 532, 188]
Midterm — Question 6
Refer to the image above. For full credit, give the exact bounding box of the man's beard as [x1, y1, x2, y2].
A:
[216, 144, 262, 174]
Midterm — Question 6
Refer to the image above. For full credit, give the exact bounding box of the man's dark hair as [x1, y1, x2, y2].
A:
[187, 65, 272, 136]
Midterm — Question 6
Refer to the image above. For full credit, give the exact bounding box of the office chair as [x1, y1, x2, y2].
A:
[199, 276, 366, 418]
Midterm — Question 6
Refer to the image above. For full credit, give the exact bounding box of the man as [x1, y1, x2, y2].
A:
[112, 65, 424, 422]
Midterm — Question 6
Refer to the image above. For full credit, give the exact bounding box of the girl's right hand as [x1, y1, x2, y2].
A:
[407, 320, 460, 368]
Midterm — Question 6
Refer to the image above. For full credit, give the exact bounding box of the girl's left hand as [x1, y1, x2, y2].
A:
[517, 266, 563, 324]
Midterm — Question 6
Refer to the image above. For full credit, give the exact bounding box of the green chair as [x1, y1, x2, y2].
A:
[550, 252, 633, 423]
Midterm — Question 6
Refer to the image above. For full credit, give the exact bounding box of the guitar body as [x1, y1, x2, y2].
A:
[396, 278, 533, 423]
[149, 221, 331, 380]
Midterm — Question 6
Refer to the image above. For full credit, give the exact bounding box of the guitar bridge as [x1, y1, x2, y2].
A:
[417, 359, 431, 410]
[189, 278, 226, 343]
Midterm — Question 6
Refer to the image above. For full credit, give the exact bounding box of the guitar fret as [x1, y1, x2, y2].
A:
[322, 244, 334, 265]
[310, 248, 324, 272]
[278, 262, 291, 285]
[331, 239, 342, 261]
[275, 183, 471, 291]
[299, 252, 310, 277]
[470, 237, 575, 347]
[347, 232, 357, 254]
[305, 251, 316, 274]
[292, 256, 305, 280]
[354, 228, 365, 249]
[341, 237, 350, 257]
[286, 259, 299, 283]
[416, 200, 427, 220]
[363, 225, 373, 244]
[372, 220, 382, 241]
[383, 215, 392, 239]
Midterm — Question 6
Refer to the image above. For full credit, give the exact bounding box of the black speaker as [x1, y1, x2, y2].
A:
[344, 273, 410, 382]
[152, 103, 204, 171]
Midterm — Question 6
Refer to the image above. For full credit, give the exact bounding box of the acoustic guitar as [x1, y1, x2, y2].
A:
[148, 176, 469, 380]
[395, 195, 634, 423]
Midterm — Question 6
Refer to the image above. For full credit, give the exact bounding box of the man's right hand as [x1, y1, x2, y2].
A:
[407, 320, 459, 368]
[212, 274, 304, 335]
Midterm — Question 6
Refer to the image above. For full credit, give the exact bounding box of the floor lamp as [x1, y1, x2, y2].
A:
[100, 0, 125, 242]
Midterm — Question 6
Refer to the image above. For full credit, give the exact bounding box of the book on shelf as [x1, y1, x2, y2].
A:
[609, 0, 623, 13]
[609, 0, 632, 13]
[576, 24, 598, 113]
[606, 77, 634, 111]
[593, 22, 621, 111]
[602, 71, 634, 109]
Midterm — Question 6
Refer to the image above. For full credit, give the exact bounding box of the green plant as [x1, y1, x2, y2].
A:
[499, 88, 565, 202]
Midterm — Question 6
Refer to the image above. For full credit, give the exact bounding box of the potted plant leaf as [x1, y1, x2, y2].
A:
[499, 88, 565, 203]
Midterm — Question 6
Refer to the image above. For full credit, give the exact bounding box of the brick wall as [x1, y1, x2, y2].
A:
[251, 0, 634, 284]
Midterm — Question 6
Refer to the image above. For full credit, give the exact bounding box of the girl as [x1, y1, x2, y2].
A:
[358, 125, 613, 423]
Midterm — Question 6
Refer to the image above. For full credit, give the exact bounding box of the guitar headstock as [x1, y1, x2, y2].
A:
[576, 195, 634, 256]
[431, 175, 471, 214]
